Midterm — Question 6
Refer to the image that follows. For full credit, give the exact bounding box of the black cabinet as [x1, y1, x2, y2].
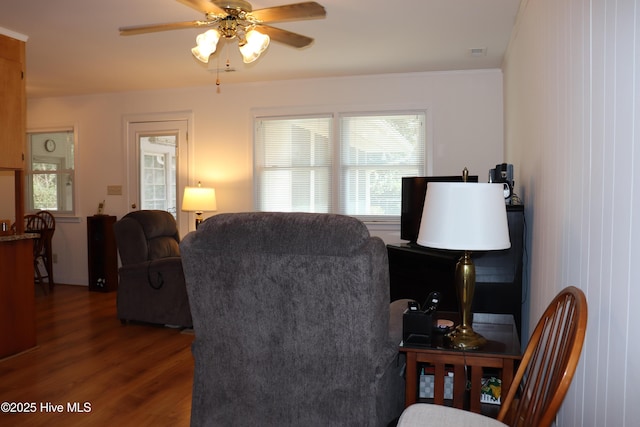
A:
[87, 215, 118, 292]
[388, 205, 525, 337]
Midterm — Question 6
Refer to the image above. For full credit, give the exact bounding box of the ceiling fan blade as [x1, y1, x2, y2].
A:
[255, 24, 314, 48]
[119, 21, 210, 36]
[176, 0, 225, 14]
[250, 2, 326, 23]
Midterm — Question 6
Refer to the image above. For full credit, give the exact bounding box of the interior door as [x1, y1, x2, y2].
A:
[127, 120, 189, 237]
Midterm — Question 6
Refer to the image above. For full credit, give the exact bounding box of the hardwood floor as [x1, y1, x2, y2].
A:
[0, 285, 194, 426]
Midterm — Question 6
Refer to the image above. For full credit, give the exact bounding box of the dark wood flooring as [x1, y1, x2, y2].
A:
[0, 285, 194, 426]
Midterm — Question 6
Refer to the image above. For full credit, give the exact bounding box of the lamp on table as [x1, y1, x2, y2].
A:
[416, 169, 510, 349]
[181, 182, 217, 229]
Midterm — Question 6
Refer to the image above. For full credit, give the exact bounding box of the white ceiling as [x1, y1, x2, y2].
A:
[0, 0, 521, 99]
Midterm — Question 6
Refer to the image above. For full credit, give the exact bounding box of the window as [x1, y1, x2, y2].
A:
[139, 135, 177, 215]
[255, 111, 426, 220]
[26, 129, 76, 214]
[255, 115, 332, 213]
[340, 113, 425, 217]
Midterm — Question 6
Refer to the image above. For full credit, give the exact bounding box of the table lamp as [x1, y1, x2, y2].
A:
[416, 171, 510, 349]
[181, 182, 217, 229]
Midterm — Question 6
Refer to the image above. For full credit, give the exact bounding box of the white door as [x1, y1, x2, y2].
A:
[127, 119, 189, 237]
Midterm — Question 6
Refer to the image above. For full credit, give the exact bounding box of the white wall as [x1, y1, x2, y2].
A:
[13, 69, 504, 285]
[503, 0, 639, 425]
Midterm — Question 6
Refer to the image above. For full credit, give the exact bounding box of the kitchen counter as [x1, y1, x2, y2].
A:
[0, 233, 38, 242]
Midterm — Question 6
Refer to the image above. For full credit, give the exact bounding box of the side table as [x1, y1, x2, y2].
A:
[399, 313, 521, 415]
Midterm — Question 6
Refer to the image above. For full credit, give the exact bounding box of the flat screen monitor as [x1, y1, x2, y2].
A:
[400, 175, 479, 243]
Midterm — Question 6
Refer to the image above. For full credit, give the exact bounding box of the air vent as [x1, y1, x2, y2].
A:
[209, 67, 237, 73]
[468, 47, 487, 57]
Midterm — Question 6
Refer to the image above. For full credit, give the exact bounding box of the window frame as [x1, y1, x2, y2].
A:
[26, 127, 77, 216]
[253, 107, 430, 223]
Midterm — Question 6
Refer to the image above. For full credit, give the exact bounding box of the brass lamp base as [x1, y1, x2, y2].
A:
[449, 250, 486, 350]
[447, 324, 487, 350]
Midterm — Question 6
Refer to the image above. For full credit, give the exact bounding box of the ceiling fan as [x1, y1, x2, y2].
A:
[120, 0, 326, 64]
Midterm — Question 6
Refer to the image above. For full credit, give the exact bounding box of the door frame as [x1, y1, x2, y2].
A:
[123, 111, 194, 238]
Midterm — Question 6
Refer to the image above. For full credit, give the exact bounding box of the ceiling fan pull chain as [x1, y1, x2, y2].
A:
[216, 53, 221, 87]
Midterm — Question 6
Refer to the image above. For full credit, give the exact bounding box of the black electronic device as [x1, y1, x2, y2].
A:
[402, 292, 442, 347]
[400, 175, 479, 243]
[489, 163, 514, 184]
[489, 163, 514, 203]
[407, 301, 421, 312]
[422, 291, 441, 313]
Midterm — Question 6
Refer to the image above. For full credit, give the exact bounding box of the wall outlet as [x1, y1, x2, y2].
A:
[53, 253, 58, 263]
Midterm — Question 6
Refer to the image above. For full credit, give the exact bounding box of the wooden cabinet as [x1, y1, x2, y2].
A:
[87, 216, 119, 292]
[0, 34, 26, 170]
[0, 32, 32, 359]
[0, 237, 36, 358]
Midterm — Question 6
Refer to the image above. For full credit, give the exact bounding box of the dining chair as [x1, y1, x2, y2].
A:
[24, 214, 52, 294]
[397, 286, 588, 427]
[35, 210, 56, 291]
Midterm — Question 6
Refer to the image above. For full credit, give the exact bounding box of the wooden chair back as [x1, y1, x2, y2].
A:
[497, 286, 588, 427]
[36, 210, 55, 231]
[25, 214, 48, 254]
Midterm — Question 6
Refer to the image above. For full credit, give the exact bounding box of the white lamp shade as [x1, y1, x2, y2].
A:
[417, 182, 510, 251]
[182, 186, 217, 212]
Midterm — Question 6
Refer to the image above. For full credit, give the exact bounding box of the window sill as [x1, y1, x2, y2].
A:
[363, 221, 400, 231]
[49, 215, 82, 223]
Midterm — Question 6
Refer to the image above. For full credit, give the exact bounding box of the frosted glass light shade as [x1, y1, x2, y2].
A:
[417, 182, 510, 251]
[192, 29, 221, 63]
[239, 30, 270, 63]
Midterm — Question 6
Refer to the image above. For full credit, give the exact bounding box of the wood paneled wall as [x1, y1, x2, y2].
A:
[503, 0, 640, 426]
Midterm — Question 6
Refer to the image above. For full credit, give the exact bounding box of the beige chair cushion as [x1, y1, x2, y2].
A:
[397, 404, 509, 427]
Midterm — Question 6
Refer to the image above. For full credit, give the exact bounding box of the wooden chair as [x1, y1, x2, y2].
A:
[397, 286, 588, 427]
[35, 210, 56, 291]
[24, 214, 53, 294]
[497, 285, 587, 426]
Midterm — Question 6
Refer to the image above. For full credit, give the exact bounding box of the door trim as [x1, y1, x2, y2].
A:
[122, 111, 194, 238]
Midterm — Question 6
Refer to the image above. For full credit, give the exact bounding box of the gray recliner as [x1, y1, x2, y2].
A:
[180, 212, 406, 427]
[113, 210, 192, 328]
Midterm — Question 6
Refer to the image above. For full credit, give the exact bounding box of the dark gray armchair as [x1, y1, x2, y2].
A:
[180, 212, 407, 426]
[113, 210, 192, 327]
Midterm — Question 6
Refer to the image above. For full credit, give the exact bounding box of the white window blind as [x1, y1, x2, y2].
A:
[254, 111, 426, 220]
[255, 115, 332, 213]
[340, 113, 425, 220]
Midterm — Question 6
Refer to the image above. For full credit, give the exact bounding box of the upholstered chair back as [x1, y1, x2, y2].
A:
[180, 212, 404, 427]
[114, 210, 180, 265]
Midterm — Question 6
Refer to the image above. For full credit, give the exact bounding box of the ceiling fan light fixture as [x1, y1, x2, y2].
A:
[192, 29, 221, 63]
[121, 1, 326, 68]
[239, 29, 270, 63]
